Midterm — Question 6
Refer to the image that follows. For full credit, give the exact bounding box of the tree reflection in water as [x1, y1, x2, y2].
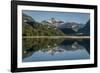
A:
[22, 38, 64, 59]
[22, 38, 90, 60]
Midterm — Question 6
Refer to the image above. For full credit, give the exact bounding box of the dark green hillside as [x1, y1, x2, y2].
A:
[22, 13, 66, 36]
[22, 23, 34, 36]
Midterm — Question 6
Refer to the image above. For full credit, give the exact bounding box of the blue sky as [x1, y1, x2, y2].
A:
[22, 10, 90, 24]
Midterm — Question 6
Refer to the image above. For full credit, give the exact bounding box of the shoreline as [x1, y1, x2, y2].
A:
[22, 36, 90, 39]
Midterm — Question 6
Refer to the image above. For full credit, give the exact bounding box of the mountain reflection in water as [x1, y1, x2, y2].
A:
[22, 38, 90, 62]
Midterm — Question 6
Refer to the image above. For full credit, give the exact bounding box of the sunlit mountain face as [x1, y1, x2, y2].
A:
[41, 18, 64, 27]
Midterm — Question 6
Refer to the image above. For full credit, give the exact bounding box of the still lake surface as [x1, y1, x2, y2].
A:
[22, 38, 90, 62]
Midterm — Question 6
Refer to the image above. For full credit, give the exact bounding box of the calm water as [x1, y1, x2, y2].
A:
[22, 38, 90, 62]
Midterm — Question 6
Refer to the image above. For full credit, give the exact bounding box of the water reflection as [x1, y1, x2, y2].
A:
[22, 38, 90, 62]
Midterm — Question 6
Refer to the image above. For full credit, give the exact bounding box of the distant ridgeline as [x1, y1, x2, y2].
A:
[22, 13, 90, 36]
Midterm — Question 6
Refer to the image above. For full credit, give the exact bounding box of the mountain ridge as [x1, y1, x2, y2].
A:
[22, 13, 66, 36]
[22, 13, 90, 36]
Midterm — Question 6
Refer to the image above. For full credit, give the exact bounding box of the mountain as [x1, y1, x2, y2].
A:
[58, 22, 84, 35]
[41, 18, 64, 27]
[22, 13, 35, 24]
[59, 22, 84, 31]
[78, 20, 90, 36]
[22, 13, 66, 36]
[59, 28, 76, 35]
[22, 13, 90, 36]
